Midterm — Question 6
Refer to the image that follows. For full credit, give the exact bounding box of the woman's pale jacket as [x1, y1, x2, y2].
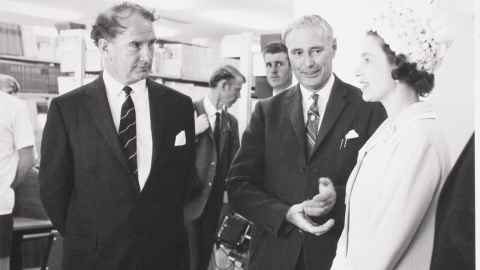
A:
[331, 102, 451, 270]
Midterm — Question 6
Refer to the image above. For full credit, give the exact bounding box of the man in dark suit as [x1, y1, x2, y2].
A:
[430, 134, 474, 270]
[39, 2, 195, 270]
[184, 65, 244, 270]
[227, 15, 386, 270]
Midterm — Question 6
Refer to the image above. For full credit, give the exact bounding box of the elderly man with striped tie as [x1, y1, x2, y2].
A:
[227, 15, 386, 270]
[39, 2, 195, 270]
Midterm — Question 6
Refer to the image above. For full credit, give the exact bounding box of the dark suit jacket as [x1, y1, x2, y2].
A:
[430, 134, 474, 270]
[227, 76, 386, 270]
[184, 99, 240, 222]
[39, 76, 195, 270]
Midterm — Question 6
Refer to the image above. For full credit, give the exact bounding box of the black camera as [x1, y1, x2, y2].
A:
[216, 213, 254, 254]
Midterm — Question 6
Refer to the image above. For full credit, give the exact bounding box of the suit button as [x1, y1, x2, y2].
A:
[208, 182, 212, 187]
[210, 162, 216, 166]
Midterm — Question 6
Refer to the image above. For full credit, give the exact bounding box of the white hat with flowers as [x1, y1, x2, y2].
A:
[366, 1, 453, 74]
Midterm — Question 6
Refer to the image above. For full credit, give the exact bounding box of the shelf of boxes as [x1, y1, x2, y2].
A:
[0, 55, 60, 94]
[152, 43, 220, 84]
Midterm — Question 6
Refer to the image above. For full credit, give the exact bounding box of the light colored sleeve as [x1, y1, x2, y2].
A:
[13, 100, 35, 150]
[357, 132, 444, 270]
[330, 228, 353, 270]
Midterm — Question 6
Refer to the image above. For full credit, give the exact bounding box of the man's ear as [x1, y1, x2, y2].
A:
[332, 38, 338, 52]
[218, 79, 229, 91]
[98, 38, 110, 55]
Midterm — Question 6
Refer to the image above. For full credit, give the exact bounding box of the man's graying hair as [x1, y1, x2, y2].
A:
[209, 65, 246, 88]
[282, 15, 336, 48]
[90, 1, 155, 47]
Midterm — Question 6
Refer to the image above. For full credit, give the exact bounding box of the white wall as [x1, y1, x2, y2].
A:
[293, 0, 474, 162]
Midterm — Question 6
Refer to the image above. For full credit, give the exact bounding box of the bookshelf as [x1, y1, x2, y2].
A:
[0, 55, 59, 65]
[0, 55, 60, 94]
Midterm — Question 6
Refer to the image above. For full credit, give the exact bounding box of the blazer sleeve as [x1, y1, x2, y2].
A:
[355, 133, 446, 270]
[230, 116, 240, 162]
[227, 102, 290, 237]
[183, 99, 196, 205]
[38, 99, 74, 235]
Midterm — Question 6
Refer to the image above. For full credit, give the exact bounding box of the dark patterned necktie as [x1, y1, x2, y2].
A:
[306, 93, 320, 157]
[118, 86, 137, 178]
[213, 112, 221, 154]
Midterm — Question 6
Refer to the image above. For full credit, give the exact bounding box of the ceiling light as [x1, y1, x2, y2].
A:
[0, 0, 82, 21]
[200, 9, 286, 31]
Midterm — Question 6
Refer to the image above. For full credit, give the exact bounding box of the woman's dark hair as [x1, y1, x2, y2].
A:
[367, 31, 434, 96]
[91, 2, 155, 46]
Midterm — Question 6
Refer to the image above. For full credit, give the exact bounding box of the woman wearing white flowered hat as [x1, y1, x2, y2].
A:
[330, 2, 452, 270]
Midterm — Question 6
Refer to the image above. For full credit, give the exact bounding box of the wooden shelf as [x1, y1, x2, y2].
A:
[17, 92, 57, 98]
[85, 70, 101, 75]
[156, 38, 208, 48]
[0, 55, 59, 65]
[150, 74, 209, 87]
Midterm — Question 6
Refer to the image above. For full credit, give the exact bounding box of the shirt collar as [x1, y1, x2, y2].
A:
[103, 69, 147, 97]
[299, 73, 334, 102]
[203, 96, 220, 117]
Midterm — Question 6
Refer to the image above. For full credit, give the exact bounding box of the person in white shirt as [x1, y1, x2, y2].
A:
[262, 42, 293, 96]
[330, 3, 452, 270]
[0, 74, 35, 270]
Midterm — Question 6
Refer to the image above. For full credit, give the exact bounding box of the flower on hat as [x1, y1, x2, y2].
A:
[366, 1, 452, 74]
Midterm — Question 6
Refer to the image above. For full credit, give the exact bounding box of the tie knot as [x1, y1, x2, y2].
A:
[311, 93, 319, 103]
[122, 86, 133, 95]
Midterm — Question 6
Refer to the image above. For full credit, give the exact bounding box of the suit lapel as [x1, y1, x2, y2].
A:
[83, 76, 130, 171]
[147, 79, 168, 169]
[287, 85, 307, 163]
[310, 77, 348, 158]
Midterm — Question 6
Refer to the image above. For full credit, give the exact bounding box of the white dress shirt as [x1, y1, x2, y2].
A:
[331, 102, 451, 270]
[0, 92, 34, 214]
[299, 73, 334, 131]
[203, 96, 221, 130]
[103, 71, 152, 190]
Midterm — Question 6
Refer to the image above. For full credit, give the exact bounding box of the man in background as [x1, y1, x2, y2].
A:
[185, 65, 244, 270]
[0, 74, 35, 270]
[227, 15, 385, 270]
[263, 41, 293, 96]
[39, 2, 195, 269]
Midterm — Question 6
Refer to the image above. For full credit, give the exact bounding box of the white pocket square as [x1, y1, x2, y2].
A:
[340, 129, 359, 150]
[345, 129, 359, 140]
[174, 130, 186, 146]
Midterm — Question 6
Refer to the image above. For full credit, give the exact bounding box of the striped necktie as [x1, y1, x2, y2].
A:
[306, 93, 320, 157]
[118, 86, 138, 178]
